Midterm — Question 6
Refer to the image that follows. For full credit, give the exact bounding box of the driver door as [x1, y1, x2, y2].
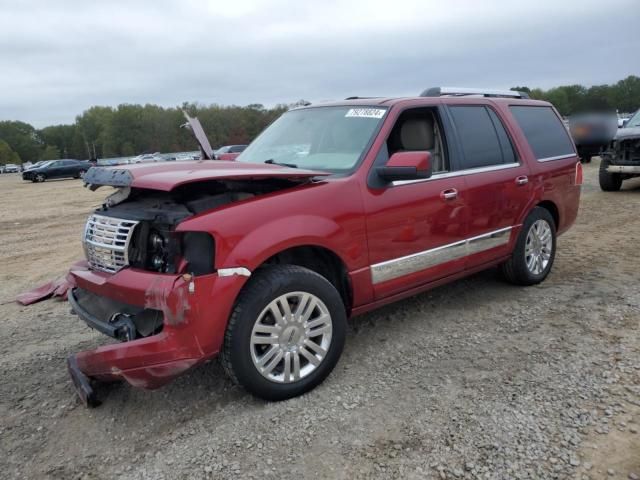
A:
[363, 107, 468, 299]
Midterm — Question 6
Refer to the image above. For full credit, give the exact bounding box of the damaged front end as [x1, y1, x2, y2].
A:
[66, 264, 233, 407]
[601, 127, 640, 177]
[67, 163, 326, 406]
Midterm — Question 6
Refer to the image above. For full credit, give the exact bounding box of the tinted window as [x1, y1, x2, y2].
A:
[450, 106, 514, 169]
[510, 106, 575, 160]
[230, 145, 246, 153]
[487, 109, 516, 164]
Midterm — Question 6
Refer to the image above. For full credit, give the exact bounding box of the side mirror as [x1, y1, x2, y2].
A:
[376, 151, 432, 182]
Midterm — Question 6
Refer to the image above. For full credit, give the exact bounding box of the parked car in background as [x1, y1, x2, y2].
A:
[568, 112, 618, 163]
[3, 163, 20, 173]
[66, 88, 581, 406]
[599, 109, 640, 191]
[22, 159, 91, 182]
[214, 144, 247, 160]
[132, 152, 163, 164]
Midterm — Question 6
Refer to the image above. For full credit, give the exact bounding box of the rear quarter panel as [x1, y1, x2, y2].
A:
[494, 101, 581, 235]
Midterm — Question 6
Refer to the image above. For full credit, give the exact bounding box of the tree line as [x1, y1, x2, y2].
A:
[512, 75, 640, 117]
[1, 76, 639, 165]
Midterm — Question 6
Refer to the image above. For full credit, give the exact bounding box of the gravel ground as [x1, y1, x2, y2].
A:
[0, 160, 639, 480]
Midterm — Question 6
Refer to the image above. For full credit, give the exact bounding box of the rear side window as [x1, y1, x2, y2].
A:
[510, 106, 575, 161]
[449, 106, 516, 169]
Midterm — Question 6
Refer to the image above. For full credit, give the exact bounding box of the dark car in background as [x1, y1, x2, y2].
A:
[22, 159, 92, 182]
[214, 144, 247, 160]
[568, 112, 618, 163]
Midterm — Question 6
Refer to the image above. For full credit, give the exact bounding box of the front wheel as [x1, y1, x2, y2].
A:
[501, 207, 556, 286]
[599, 159, 622, 191]
[220, 265, 347, 401]
[34, 173, 46, 183]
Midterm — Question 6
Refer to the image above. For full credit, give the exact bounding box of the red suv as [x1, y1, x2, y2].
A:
[67, 88, 581, 406]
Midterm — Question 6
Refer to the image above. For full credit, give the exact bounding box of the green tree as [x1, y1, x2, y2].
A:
[0, 121, 41, 163]
[39, 124, 77, 158]
[0, 139, 21, 165]
[544, 88, 570, 116]
[40, 145, 60, 160]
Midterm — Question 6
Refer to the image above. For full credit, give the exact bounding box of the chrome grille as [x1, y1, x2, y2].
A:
[83, 214, 139, 273]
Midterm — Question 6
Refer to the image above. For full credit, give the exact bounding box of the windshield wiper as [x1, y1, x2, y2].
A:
[265, 159, 298, 168]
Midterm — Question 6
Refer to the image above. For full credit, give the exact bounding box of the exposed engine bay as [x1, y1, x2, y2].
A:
[86, 178, 306, 275]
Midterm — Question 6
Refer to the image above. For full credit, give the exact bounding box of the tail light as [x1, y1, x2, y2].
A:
[575, 161, 583, 186]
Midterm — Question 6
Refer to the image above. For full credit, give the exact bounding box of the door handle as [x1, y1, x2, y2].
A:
[515, 175, 528, 186]
[440, 188, 458, 200]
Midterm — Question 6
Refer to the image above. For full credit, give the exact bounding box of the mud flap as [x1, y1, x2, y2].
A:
[67, 355, 100, 408]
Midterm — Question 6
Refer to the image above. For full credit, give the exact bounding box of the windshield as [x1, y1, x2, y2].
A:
[626, 110, 640, 128]
[238, 106, 387, 172]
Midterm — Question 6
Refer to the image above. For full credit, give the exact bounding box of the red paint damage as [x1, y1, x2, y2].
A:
[67, 261, 248, 390]
[16, 262, 83, 305]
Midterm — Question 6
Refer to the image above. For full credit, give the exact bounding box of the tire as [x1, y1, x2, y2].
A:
[35, 173, 46, 183]
[599, 159, 622, 191]
[581, 155, 592, 164]
[75, 170, 86, 179]
[501, 207, 556, 286]
[221, 265, 347, 401]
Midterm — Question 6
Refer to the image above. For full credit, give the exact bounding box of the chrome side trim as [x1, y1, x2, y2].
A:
[537, 153, 575, 162]
[392, 162, 519, 186]
[218, 267, 252, 277]
[370, 226, 513, 284]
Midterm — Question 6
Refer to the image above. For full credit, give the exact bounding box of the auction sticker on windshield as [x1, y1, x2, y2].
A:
[345, 108, 386, 119]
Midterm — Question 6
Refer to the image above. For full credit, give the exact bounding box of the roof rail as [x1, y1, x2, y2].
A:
[420, 87, 529, 99]
[344, 96, 383, 100]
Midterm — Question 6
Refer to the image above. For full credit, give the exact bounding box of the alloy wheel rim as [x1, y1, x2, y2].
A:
[250, 292, 332, 383]
[525, 219, 553, 275]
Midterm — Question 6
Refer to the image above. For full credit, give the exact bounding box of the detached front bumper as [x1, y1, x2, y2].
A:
[67, 262, 249, 406]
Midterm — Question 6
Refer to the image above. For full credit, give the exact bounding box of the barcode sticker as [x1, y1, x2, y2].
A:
[345, 108, 386, 119]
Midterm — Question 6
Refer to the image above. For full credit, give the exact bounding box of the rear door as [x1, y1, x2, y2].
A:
[46, 160, 64, 178]
[61, 160, 77, 177]
[444, 104, 532, 270]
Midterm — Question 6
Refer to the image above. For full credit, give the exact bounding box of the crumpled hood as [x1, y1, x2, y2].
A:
[615, 126, 640, 141]
[83, 160, 328, 191]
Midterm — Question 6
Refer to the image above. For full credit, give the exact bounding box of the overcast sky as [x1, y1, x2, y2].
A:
[2, 0, 639, 127]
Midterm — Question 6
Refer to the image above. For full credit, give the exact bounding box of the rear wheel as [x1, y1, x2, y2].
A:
[581, 155, 592, 163]
[221, 265, 346, 401]
[501, 207, 556, 286]
[599, 159, 622, 191]
[75, 169, 87, 179]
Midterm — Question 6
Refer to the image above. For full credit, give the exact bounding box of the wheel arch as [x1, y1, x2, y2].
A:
[536, 200, 560, 230]
[259, 245, 353, 314]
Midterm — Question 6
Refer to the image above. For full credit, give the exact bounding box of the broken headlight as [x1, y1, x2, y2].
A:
[128, 224, 214, 275]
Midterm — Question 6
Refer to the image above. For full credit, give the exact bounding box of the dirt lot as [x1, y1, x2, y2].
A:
[0, 162, 639, 480]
